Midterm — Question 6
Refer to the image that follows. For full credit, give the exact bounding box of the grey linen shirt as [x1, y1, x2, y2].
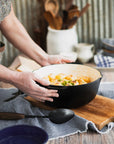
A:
[0, 0, 12, 22]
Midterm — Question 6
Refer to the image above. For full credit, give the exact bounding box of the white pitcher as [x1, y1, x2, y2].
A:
[75, 43, 95, 63]
[46, 26, 78, 54]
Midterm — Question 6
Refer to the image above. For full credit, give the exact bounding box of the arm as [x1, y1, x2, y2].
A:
[0, 64, 58, 102]
[0, 6, 60, 102]
[0, 6, 48, 66]
[0, 6, 73, 66]
[0, 5, 73, 101]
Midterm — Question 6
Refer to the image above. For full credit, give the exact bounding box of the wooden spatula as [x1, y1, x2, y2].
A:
[67, 16, 78, 29]
[65, 0, 73, 11]
[79, 3, 90, 17]
[44, 11, 63, 30]
[44, 11, 56, 29]
[54, 15, 63, 30]
[68, 9, 80, 20]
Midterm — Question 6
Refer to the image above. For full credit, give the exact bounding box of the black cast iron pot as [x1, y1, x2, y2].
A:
[33, 64, 102, 108]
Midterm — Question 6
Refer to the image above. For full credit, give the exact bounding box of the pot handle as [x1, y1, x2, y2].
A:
[91, 45, 95, 54]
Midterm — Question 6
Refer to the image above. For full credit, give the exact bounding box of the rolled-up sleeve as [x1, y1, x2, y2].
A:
[0, 0, 12, 22]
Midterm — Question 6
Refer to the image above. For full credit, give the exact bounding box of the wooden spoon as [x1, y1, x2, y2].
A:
[67, 16, 78, 29]
[62, 16, 77, 29]
[62, 5, 79, 29]
[0, 109, 74, 124]
[44, 11, 63, 30]
[44, 11, 56, 29]
[54, 15, 63, 30]
[44, 0, 59, 17]
[79, 3, 90, 17]
[62, 10, 68, 29]
[68, 5, 78, 11]
[65, 0, 73, 11]
[68, 9, 80, 20]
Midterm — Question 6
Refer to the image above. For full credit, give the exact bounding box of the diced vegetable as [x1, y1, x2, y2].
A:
[43, 73, 90, 86]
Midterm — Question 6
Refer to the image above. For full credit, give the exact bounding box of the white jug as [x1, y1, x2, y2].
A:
[46, 26, 78, 54]
[75, 43, 95, 63]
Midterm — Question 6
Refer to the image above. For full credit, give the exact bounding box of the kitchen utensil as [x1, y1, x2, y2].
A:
[54, 15, 63, 30]
[4, 90, 23, 102]
[62, 5, 79, 29]
[44, 0, 59, 17]
[62, 16, 77, 29]
[0, 125, 48, 144]
[79, 3, 90, 17]
[44, 11, 56, 29]
[68, 5, 78, 11]
[68, 9, 80, 20]
[44, 11, 63, 30]
[33, 64, 102, 108]
[62, 10, 68, 29]
[65, 0, 73, 10]
[25, 95, 114, 130]
[67, 16, 78, 29]
[101, 38, 114, 51]
[0, 109, 74, 124]
[62, 10, 78, 29]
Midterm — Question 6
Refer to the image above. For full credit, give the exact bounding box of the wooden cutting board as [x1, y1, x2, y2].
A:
[24, 95, 114, 130]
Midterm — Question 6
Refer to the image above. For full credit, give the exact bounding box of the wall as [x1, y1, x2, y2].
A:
[0, 0, 40, 66]
[0, 0, 113, 66]
[75, 0, 114, 46]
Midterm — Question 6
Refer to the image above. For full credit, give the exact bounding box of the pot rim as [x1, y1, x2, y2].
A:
[33, 64, 102, 87]
[48, 25, 76, 33]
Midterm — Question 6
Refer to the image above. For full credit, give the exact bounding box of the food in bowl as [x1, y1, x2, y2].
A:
[33, 64, 102, 108]
[43, 73, 90, 86]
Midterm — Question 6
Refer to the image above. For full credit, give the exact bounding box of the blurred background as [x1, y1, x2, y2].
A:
[0, 0, 114, 66]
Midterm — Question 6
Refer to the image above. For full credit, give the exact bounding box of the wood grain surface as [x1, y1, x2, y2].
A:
[25, 95, 114, 130]
[73, 95, 114, 130]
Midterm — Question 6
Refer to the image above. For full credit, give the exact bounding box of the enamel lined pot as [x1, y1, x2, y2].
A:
[33, 64, 102, 108]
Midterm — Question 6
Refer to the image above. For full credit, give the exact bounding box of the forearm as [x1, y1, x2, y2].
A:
[0, 6, 48, 66]
[0, 64, 18, 84]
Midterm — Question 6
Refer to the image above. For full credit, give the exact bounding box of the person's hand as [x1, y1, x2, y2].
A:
[11, 71, 59, 102]
[42, 55, 75, 66]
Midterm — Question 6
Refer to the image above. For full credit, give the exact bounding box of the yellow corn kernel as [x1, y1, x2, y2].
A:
[64, 75, 73, 80]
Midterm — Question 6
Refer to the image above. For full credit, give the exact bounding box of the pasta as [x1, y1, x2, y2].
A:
[43, 73, 90, 86]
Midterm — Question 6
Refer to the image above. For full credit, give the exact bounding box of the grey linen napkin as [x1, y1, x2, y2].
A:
[0, 82, 114, 140]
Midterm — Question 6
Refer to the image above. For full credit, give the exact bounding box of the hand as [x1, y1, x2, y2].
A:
[11, 71, 59, 102]
[42, 55, 75, 66]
